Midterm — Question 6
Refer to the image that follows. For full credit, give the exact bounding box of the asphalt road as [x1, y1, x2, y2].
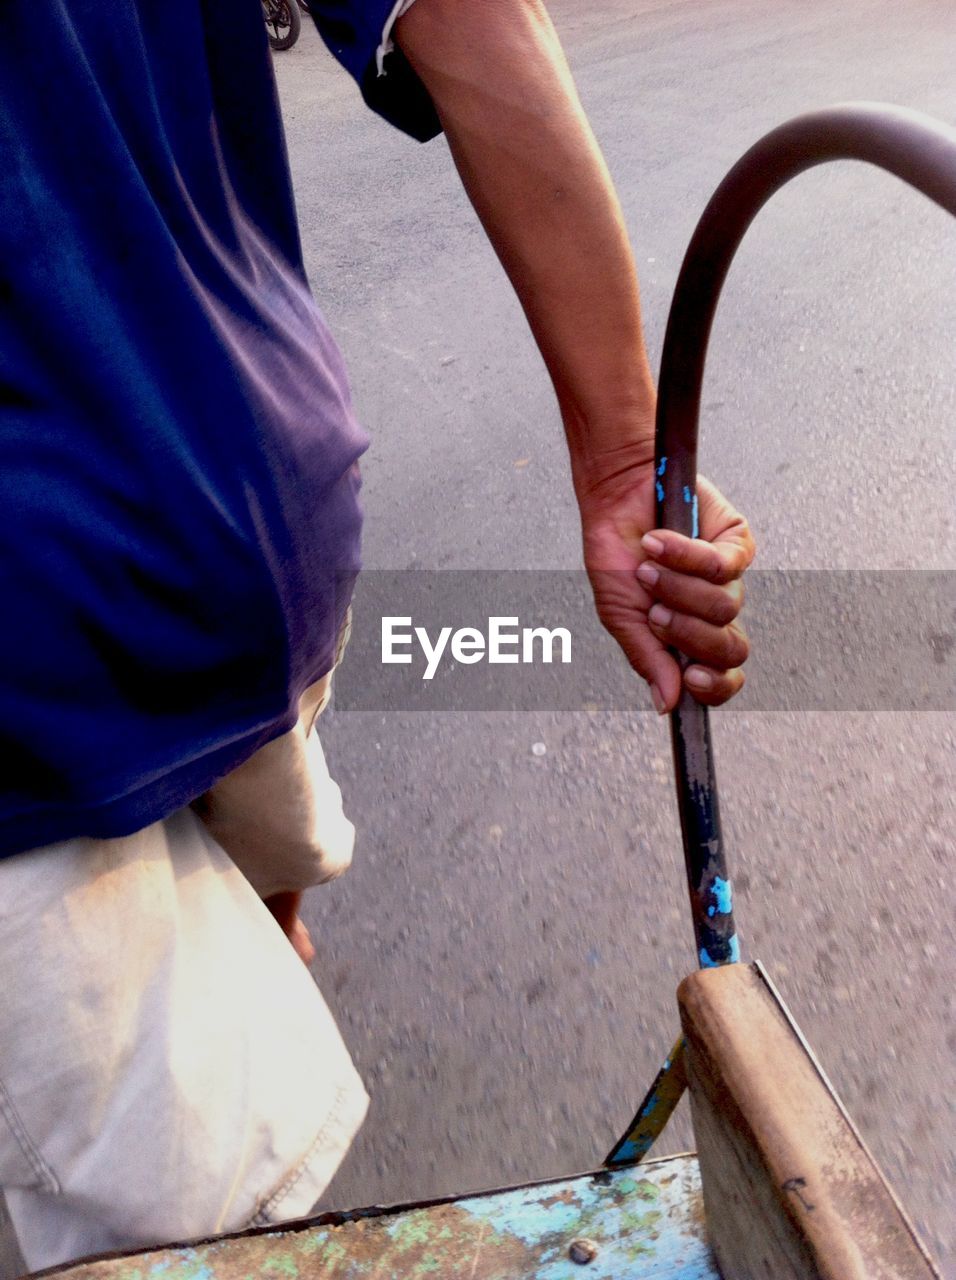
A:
[279, 1, 956, 1270]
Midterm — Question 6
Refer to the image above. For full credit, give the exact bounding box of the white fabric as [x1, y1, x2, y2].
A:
[376, 0, 420, 75]
[193, 674, 356, 898]
[0, 800, 367, 1272]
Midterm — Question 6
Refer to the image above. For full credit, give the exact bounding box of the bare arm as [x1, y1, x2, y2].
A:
[397, 0, 654, 486]
[396, 0, 753, 710]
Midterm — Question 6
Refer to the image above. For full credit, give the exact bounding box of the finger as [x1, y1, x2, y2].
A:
[647, 605, 750, 670]
[591, 586, 682, 713]
[641, 529, 751, 585]
[603, 610, 682, 712]
[290, 918, 316, 967]
[636, 562, 744, 626]
[683, 665, 746, 706]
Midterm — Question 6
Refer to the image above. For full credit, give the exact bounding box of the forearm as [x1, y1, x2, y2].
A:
[396, 0, 656, 494]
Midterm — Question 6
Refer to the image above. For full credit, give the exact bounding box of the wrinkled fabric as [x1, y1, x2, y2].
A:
[0, 807, 369, 1271]
[193, 616, 357, 897]
[0, 0, 437, 857]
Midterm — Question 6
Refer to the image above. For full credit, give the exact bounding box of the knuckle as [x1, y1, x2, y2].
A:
[710, 628, 746, 669]
[699, 598, 725, 627]
[672, 544, 702, 575]
[716, 638, 737, 668]
[655, 576, 686, 613]
[730, 628, 750, 666]
[713, 667, 746, 705]
[666, 611, 692, 645]
[704, 590, 738, 627]
[707, 556, 733, 585]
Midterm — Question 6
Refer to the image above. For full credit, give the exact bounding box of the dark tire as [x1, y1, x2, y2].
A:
[264, 0, 300, 51]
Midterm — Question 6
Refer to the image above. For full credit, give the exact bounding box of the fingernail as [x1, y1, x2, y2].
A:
[642, 534, 665, 557]
[651, 684, 667, 715]
[636, 562, 659, 586]
[649, 603, 672, 627]
[685, 668, 714, 691]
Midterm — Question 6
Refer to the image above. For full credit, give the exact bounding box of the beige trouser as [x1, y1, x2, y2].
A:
[191, 670, 355, 898]
[0, 662, 367, 1275]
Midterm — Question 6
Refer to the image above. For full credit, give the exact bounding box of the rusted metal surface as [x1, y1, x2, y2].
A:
[45, 1154, 717, 1280]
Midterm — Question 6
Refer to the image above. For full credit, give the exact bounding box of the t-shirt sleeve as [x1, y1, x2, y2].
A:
[308, 0, 442, 142]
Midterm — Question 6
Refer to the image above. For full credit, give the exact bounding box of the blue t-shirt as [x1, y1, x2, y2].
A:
[0, 0, 439, 857]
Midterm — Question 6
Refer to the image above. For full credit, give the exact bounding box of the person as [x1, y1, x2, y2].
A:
[0, 0, 754, 1271]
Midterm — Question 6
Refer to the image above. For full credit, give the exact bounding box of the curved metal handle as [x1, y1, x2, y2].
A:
[657, 103, 956, 968]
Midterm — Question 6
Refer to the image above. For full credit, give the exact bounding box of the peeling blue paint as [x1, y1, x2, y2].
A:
[699, 932, 739, 968]
[149, 1255, 212, 1280]
[462, 1157, 716, 1279]
[467, 1193, 582, 1248]
[605, 1036, 687, 1169]
[681, 486, 700, 536]
[657, 456, 668, 476]
[656, 480, 665, 503]
[137, 1159, 720, 1279]
[711, 876, 733, 915]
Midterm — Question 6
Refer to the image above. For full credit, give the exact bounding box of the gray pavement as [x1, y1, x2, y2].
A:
[276, 1, 956, 1270]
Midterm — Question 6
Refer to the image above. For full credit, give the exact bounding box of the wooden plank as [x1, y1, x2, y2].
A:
[35, 1155, 719, 1280]
[677, 962, 940, 1280]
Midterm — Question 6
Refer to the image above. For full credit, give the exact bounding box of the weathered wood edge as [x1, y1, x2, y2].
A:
[751, 960, 941, 1273]
[677, 960, 940, 1280]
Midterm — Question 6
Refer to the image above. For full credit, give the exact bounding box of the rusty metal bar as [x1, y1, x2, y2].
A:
[655, 103, 956, 969]
[604, 1035, 687, 1167]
